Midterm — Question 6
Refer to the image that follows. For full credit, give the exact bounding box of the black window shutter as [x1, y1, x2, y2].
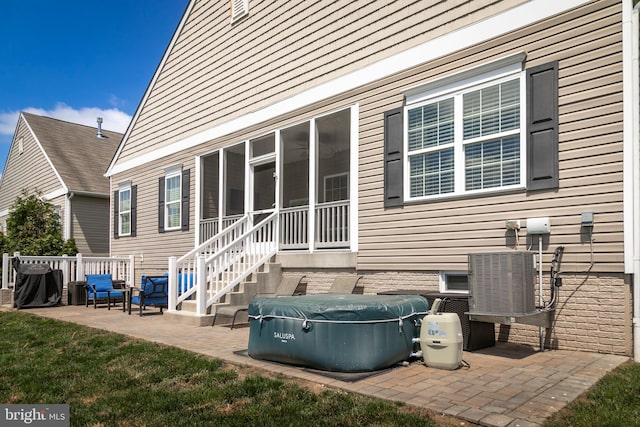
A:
[181, 169, 190, 231]
[158, 177, 165, 233]
[113, 190, 119, 239]
[384, 107, 404, 207]
[131, 185, 137, 237]
[526, 61, 559, 191]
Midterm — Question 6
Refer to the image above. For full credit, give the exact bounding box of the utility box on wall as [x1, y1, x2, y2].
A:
[468, 252, 536, 316]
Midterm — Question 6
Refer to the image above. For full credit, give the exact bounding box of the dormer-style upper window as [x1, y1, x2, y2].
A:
[231, 0, 249, 23]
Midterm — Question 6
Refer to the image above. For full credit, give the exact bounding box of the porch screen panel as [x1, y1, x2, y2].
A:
[281, 123, 310, 208]
[224, 143, 245, 216]
[281, 122, 310, 248]
[201, 153, 219, 219]
[315, 108, 350, 248]
[201, 152, 220, 241]
[253, 162, 276, 211]
[316, 109, 350, 203]
[251, 133, 275, 158]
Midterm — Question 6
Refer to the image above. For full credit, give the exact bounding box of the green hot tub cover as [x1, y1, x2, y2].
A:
[248, 294, 429, 372]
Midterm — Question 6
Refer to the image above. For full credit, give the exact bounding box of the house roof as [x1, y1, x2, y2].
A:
[23, 112, 122, 194]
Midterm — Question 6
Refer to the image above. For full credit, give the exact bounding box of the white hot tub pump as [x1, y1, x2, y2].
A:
[412, 298, 463, 370]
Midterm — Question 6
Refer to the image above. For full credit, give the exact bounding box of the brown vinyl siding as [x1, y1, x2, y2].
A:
[111, 158, 196, 275]
[356, 0, 623, 274]
[116, 0, 526, 163]
[112, 0, 624, 277]
[0, 118, 61, 209]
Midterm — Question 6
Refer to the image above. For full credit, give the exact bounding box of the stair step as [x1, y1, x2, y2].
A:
[179, 300, 214, 314]
[165, 311, 216, 327]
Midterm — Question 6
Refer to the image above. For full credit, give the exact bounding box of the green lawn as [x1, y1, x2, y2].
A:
[543, 360, 640, 427]
[2, 310, 639, 427]
[0, 311, 439, 426]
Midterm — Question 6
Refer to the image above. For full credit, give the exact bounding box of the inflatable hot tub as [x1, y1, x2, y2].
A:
[247, 294, 429, 372]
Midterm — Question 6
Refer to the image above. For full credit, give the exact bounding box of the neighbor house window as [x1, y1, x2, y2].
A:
[405, 71, 524, 200]
[165, 169, 182, 230]
[440, 272, 469, 293]
[118, 184, 131, 236]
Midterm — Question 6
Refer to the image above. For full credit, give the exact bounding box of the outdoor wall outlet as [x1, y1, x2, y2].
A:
[505, 219, 521, 230]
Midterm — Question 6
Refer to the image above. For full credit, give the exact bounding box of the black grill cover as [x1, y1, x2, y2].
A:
[13, 262, 63, 309]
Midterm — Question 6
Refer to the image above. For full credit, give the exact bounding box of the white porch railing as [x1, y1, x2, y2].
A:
[168, 212, 278, 316]
[315, 200, 350, 248]
[1, 252, 135, 289]
[199, 214, 244, 244]
[280, 206, 309, 249]
[174, 215, 249, 299]
[279, 200, 350, 249]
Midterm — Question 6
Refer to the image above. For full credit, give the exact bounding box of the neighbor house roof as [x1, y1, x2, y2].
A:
[22, 112, 123, 194]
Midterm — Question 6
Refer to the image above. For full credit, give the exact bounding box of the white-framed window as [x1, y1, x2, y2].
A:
[324, 173, 349, 202]
[439, 272, 469, 293]
[405, 68, 525, 201]
[231, 0, 249, 23]
[165, 168, 182, 231]
[118, 184, 131, 237]
[18, 137, 24, 155]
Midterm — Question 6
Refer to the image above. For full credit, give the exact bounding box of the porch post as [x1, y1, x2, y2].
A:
[76, 253, 84, 281]
[168, 256, 177, 313]
[195, 155, 201, 247]
[61, 254, 69, 288]
[2, 253, 8, 289]
[196, 255, 207, 316]
[128, 255, 135, 287]
[309, 118, 316, 253]
[350, 104, 359, 252]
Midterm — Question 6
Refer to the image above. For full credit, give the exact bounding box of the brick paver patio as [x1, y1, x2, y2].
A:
[9, 305, 629, 427]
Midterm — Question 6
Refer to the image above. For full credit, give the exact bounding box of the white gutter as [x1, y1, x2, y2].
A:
[625, 0, 640, 362]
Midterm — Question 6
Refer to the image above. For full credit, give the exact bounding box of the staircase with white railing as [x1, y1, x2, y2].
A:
[166, 212, 278, 324]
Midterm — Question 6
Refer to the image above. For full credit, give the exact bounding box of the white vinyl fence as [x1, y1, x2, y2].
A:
[1, 252, 135, 289]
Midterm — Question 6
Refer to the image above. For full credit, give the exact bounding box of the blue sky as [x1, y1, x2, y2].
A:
[0, 0, 190, 172]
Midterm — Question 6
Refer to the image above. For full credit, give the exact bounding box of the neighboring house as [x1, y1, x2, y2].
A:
[106, 0, 640, 359]
[0, 113, 122, 256]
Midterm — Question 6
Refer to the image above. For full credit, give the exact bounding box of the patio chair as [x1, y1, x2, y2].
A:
[212, 274, 305, 329]
[326, 275, 363, 294]
[128, 276, 168, 316]
[85, 274, 125, 310]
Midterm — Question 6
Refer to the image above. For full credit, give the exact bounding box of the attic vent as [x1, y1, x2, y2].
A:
[231, 0, 249, 22]
[18, 137, 24, 154]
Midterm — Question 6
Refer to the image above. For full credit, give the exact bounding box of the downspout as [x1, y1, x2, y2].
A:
[625, 0, 640, 362]
[633, 1, 640, 363]
[65, 192, 74, 241]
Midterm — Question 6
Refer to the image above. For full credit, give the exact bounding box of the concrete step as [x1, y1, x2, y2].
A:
[164, 310, 216, 327]
[179, 299, 217, 314]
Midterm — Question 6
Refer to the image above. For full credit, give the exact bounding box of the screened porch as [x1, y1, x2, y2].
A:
[196, 107, 357, 252]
